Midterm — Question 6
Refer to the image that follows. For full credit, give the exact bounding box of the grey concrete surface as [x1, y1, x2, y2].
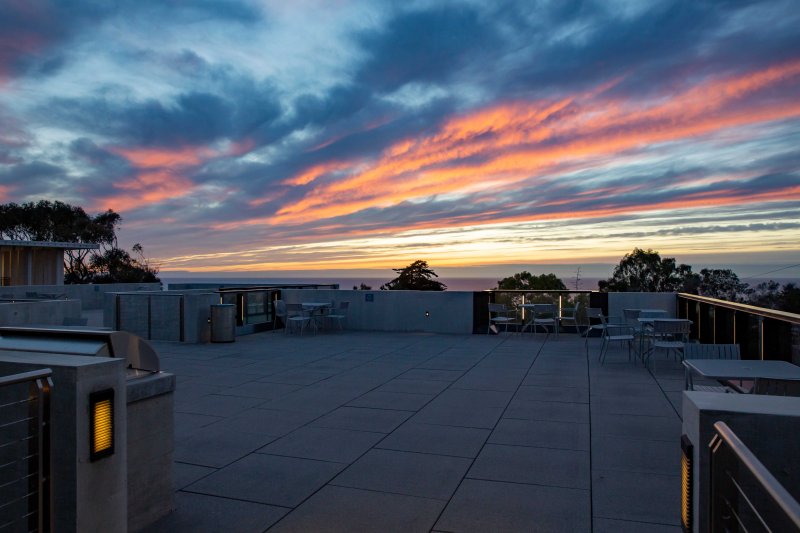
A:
[147, 330, 686, 532]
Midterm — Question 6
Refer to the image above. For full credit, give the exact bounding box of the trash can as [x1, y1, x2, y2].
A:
[210, 304, 236, 342]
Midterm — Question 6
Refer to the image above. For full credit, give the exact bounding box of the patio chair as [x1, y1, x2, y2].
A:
[645, 319, 691, 372]
[326, 301, 349, 331]
[274, 299, 287, 329]
[683, 343, 740, 360]
[753, 378, 800, 397]
[285, 303, 314, 335]
[599, 316, 636, 364]
[528, 303, 558, 336]
[488, 303, 519, 334]
[559, 301, 581, 334]
[683, 343, 741, 391]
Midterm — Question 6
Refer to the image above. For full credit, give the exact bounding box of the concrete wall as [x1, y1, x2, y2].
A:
[0, 282, 161, 309]
[0, 298, 82, 326]
[608, 292, 677, 320]
[0, 353, 127, 532]
[126, 373, 175, 532]
[682, 391, 800, 532]
[105, 291, 218, 343]
[281, 289, 474, 334]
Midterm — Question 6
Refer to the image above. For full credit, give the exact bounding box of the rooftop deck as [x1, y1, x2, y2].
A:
[146, 330, 685, 532]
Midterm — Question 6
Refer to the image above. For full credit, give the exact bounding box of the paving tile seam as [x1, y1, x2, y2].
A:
[593, 469, 680, 481]
[464, 475, 591, 492]
[250, 451, 350, 465]
[425, 332, 548, 530]
[326, 482, 450, 502]
[261, 336, 494, 530]
[585, 328, 596, 532]
[178, 488, 294, 510]
[370, 446, 483, 461]
[486, 440, 589, 453]
[591, 515, 682, 528]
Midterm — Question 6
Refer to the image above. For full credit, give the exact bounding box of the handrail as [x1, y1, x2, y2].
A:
[711, 421, 800, 530]
[679, 293, 800, 325]
[484, 289, 597, 294]
[0, 368, 53, 387]
[0, 367, 53, 533]
[218, 284, 338, 293]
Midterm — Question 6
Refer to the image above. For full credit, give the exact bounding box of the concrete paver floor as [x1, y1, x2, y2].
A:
[144, 330, 685, 532]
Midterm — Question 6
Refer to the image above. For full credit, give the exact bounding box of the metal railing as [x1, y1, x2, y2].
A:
[710, 421, 800, 532]
[217, 284, 339, 333]
[0, 368, 53, 533]
[677, 293, 800, 362]
[480, 290, 601, 333]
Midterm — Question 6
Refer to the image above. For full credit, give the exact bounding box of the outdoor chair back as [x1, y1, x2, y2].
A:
[683, 343, 740, 360]
[753, 378, 800, 397]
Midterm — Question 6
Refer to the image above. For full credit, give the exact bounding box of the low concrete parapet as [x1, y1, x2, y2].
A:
[281, 288, 474, 334]
[0, 298, 82, 326]
[105, 291, 218, 343]
[682, 391, 800, 532]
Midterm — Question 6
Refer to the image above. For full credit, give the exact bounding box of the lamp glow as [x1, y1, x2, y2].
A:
[90, 389, 114, 461]
[681, 434, 693, 532]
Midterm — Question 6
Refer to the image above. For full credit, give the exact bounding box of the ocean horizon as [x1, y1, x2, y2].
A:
[160, 275, 798, 292]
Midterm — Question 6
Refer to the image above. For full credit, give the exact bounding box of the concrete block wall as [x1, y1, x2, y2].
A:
[106, 291, 218, 343]
[281, 289, 474, 334]
[0, 298, 82, 327]
[0, 282, 161, 309]
[0, 353, 127, 532]
[126, 373, 176, 532]
[682, 392, 800, 532]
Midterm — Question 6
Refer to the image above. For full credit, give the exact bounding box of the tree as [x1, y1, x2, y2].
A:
[697, 268, 750, 302]
[88, 243, 159, 283]
[352, 283, 372, 290]
[749, 281, 800, 313]
[381, 260, 446, 291]
[599, 248, 694, 292]
[0, 200, 159, 284]
[496, 271, 566, 291]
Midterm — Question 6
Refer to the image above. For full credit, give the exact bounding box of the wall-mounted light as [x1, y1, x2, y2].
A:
[681, 434, 693, 532]
[425, 311, 430, 317]
[89, 389, 114, 462]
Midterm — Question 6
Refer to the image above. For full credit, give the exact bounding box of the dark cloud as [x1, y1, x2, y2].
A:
[0, 0, 260, 80]
[355, 6, 503, 92]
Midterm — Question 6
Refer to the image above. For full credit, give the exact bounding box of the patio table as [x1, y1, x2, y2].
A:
[302, 302, 332, 330]
[683, 359, 800, 392]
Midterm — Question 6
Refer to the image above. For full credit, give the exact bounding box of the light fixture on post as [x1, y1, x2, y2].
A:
[89, 389, 114, 462]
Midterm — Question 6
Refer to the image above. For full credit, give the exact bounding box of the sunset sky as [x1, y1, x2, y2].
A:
[1, 0, 799, 278]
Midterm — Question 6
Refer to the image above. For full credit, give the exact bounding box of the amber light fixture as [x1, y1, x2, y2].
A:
[681, 434, 693, 532]
[89, 389, 114, 461]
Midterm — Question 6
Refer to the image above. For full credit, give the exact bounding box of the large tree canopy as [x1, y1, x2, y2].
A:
[381, 260, 446, 291]
[496, 271, 566, 291]
[599, 248, 694, 293]
[0, 200, 159, 284]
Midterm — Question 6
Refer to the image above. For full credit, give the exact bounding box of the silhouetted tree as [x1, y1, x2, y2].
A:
[0, 200, 159, 283]
[599, 248, 694, 292]
[496, 271, 566, 291]
[353, 283, 372, 290]
[749, 281, 800, 313]
[381, 260, 446, 291]
[697, 268, 750, 302]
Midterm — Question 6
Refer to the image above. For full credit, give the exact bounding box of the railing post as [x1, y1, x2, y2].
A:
[758, 316, 764, 360]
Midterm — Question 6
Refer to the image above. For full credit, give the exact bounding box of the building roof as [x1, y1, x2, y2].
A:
[0, 240, 99, 250]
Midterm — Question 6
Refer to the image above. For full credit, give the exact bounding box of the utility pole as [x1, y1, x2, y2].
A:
[574, 267, 582, 290]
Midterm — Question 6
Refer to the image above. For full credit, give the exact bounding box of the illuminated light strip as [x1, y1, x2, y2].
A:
[89, 389, 114, 461]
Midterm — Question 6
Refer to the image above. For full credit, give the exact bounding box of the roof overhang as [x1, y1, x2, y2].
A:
[0, 240, 99, 250]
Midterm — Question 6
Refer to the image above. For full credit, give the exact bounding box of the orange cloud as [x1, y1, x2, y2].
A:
[266, 60, 800, 228]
